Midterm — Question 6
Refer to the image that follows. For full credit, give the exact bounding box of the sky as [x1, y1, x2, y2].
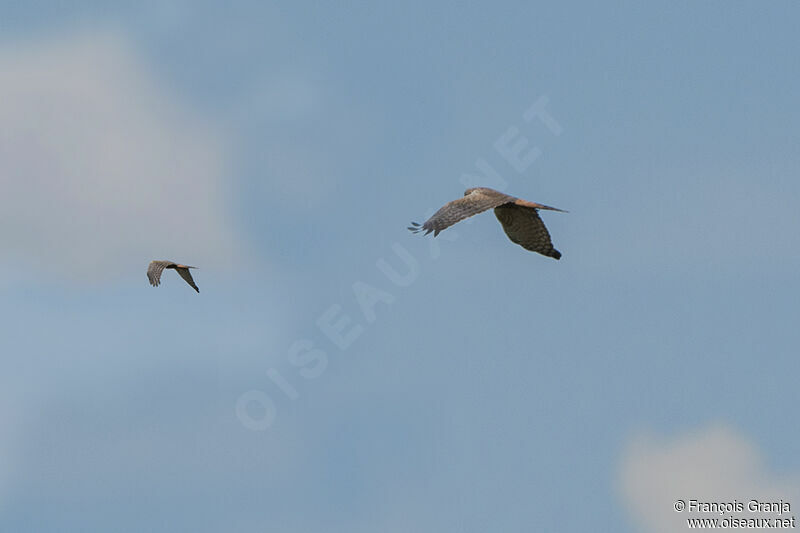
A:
[0, 2, 798, 532]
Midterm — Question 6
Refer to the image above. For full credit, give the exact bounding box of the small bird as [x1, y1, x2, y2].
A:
[409, 187, 566, 259]
[147, 260, 200, 292]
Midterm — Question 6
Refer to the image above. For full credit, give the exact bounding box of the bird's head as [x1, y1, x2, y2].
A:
[464, 187, 481, 196]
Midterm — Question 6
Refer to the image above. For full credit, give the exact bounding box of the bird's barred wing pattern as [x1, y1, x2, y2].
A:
[408, 188, 516, 236]
[493, 204, 561, 259]
[147, 260, 175, 287]
[175, 267, 200, 293]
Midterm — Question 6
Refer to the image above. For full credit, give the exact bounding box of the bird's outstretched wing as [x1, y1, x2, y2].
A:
[175, 267, 200, 293]
[493, 204, 561, 259]
[408, 188, 516, 236]
[147, 260, 174, 287]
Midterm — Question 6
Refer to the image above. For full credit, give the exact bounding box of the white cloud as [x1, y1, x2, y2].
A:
[0, 29, 247, 282]
[619, 425, 800, 533]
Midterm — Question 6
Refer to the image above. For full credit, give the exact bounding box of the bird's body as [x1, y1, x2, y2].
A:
[147, 260, 200, 292]
[409, 187, 565, 259]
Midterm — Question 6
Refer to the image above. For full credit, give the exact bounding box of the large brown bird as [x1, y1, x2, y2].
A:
[409, 187, 565, 259]
[147, 260, 200, 292]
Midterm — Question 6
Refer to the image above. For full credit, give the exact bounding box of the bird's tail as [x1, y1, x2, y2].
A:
[516, 199, 568, 213]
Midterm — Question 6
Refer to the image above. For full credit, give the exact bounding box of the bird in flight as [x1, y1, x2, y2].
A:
[147, 260, 200, 292]
[409, 187, 566, 259]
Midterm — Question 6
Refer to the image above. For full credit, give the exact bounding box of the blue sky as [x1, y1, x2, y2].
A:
[1, 2, 799, 532]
